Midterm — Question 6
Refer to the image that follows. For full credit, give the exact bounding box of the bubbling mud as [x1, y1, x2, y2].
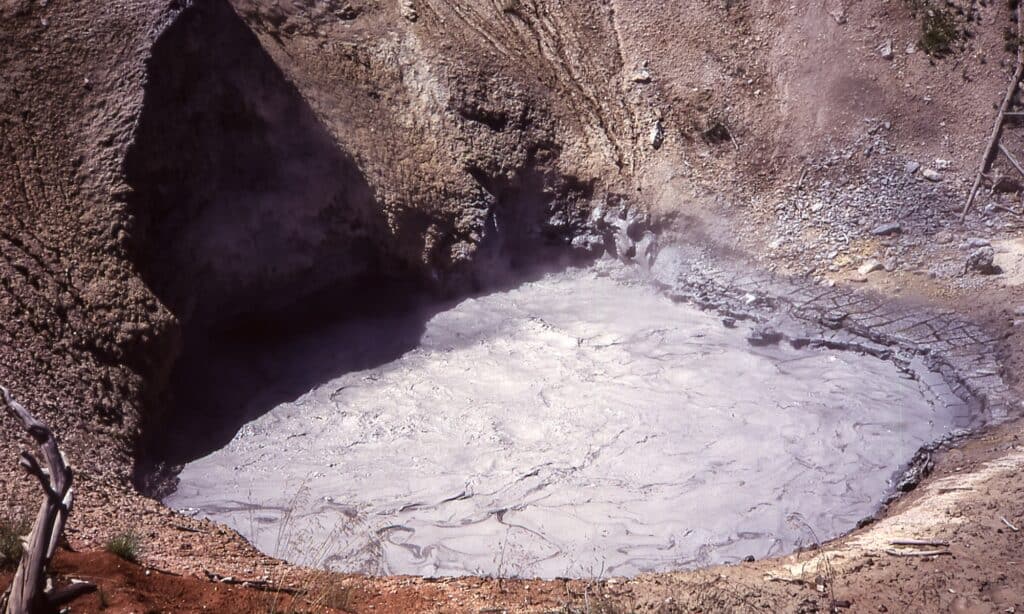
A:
[166, 270, 973, 578]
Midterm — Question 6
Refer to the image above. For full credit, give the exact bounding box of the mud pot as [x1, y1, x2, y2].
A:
[165, 267, 977, 579]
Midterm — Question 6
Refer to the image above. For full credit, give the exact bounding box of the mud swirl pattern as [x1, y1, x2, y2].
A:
[167, 271, 974, 578]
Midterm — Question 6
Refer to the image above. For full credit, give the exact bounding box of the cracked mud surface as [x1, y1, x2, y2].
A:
[168, 267, 977, 579]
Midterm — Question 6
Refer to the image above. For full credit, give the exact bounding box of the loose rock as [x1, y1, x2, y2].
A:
[904, 160, 921, 175]
[858, 259, 883, 276]
[631, 61, 652, 83]
[400, 0, 418, 22]
[747, 326, 784, 347]
[965, 246, 998, 275]
[922, 169, 942, 182]
[649, 119, 665, 149]
[871, 222, 902, 236]
[879, 40, 893, 60]
[962, 237, 990, 249]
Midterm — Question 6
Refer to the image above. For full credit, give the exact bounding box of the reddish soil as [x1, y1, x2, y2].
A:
[2, 550, 345, 614]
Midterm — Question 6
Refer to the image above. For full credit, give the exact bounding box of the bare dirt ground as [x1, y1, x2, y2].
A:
[5, 0, 1024, 611]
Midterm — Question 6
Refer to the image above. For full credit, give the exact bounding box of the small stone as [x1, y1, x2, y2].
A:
[722, 317, 737, 328]
[904, 160, 921, 175]
[879, 40, 894, 60]
[1013, 305, 1024, 317]
[747, 326, 784, 347]
[742, 555, 756, 562]
[962, 237, 990, 249]
[858, 259, 883, 276]
[400, 0, 418, 22]
[922, 168, 942, 182]
[934, 159, 951, 170]
[631, 61, 653, 83]
[810, 201, 825, 213]
[337, 5, 359, 19]
[570, 233, 604, 256]
[649, 119, 665, 149]
[965, 246, 998, 275]
[871, 222, 902, 236]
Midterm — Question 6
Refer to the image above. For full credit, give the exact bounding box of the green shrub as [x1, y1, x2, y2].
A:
[920, 8, 961, 57]
[902, 1, 963, 57]
[0, 517, 29, 569]
[105, 531, 141, 563]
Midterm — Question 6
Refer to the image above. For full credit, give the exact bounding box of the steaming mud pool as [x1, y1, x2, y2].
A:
[167, 270, 974, 578]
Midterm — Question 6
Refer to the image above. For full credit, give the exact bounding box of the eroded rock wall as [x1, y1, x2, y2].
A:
[0, 1, 180, 488]
[124, 0, 389, 327]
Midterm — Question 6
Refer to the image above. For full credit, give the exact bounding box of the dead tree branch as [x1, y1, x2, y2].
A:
[1, 385, 90, 614]
[961, 4, 1024, 221]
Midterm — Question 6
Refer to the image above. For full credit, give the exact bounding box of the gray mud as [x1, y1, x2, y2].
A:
[166, 269, 974, 578]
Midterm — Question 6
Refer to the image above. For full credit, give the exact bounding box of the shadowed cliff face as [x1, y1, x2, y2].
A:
[125, 0, 624, 318]
[124, 0, 391, 329]
[123, 0, 400, 483]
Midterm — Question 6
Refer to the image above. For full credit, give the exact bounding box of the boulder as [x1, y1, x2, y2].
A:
[965, 246, 998, 275]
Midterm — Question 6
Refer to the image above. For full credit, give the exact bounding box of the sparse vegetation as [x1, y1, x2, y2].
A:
[105, 531, 142, 563]
[1005, 26, 1024, 54]
[255, 482, 360, 614]
[702, 120, 734, 146]
[903, 0, 964, 57]
[920, 8, 961, 57]
[0, 516, 29, 570]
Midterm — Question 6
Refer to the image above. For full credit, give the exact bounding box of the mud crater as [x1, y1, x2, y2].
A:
[123, 0, 1000, 583]
[165, 267, 978, 579]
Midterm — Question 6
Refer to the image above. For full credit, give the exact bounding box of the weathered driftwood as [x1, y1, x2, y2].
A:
[889, 538, 950, 548]
[884, 548, 952, 558]
[1, 385, 92, 614]
[203, 570, 302, 595]
[961, 3, 1024, 221]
